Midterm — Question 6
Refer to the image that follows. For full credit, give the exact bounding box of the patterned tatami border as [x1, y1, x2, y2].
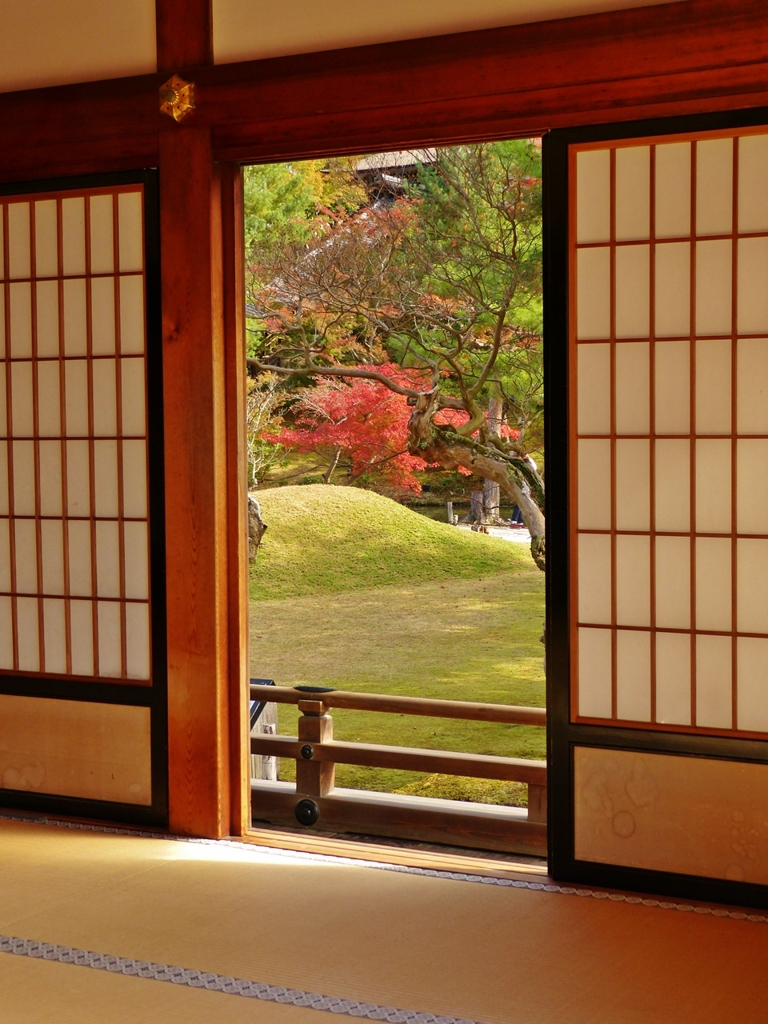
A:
[0, 933, 484, 1023]
[0, 812, 765, 924]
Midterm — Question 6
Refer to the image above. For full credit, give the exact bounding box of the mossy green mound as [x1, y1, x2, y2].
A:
[251, 484, 529, 600]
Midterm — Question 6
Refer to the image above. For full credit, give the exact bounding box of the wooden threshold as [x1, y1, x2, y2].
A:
[237, 824, 548, 881]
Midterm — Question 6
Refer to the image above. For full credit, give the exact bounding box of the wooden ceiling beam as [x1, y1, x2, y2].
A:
[0, 0, 766, 181]
[157, 0, 213, 74]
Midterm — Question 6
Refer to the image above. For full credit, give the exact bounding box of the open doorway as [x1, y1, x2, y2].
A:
[242, 142, 547, 855]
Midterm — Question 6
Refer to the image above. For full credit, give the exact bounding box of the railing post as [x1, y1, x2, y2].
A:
[527, 783, 547, 824]
[296, 699, 335, 797]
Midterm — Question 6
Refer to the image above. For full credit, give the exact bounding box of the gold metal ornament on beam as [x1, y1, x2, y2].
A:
[159, 75, 195, 122]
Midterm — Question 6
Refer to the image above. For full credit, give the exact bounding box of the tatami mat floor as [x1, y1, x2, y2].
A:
[0, 816, 767, 1023]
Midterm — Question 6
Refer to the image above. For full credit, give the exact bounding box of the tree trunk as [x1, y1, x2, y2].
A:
[407, 390, 546, 570]
[248, 494, 267, 561]
[324, 447, 341, 484]
[470, 489, 486, 525]
[483, 396, 503, 523]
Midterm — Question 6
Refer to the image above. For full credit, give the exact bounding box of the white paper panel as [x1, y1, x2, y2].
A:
[122, 440, 148, 519]
[66, 440, 90, 517]
[35, 279, 60, 358]
[737, 538, 768, 635]
[37, 361, 61, 437]
[614, 342, 649, 434]
[12, 439, 36, 517]
[0, 444, 7, 515]
[655, 535, 691, 630]
[92, 360, 117, 436]
[62, 278, 87, 356]
[118, 192, 143, 273]
[736, 439, 768, 535]
[576, 149, 611, 244]
[654, 439, 690, 532]
[576, 247, 610, 340]
[10, 361, 34, 436]
[696, 634, 732, 729]
[737, 637, 768, 732]
[655, 142, 691, 239]
[578, 532, 612, 625]
[93, 441, 119, 519]
[578, 627, 612, 719]
[67, 520, 92, 597]
[0, 597, 11, 669]
[616, 629, 651, 722]
[7, 203, 31, 280]
[654, 242, 690, 338]
[0, 519, 10, 592]
[695, 439, 731, 534]
[738, 134, 768, 234]
[696, 138, 733, 237]
[91, 277, 116, 355]
[655, 631, 692, 725]
[695, 537, 732, 632]
[0, 216, 3, 282]
[615, 146, 650, 241]
[695, 240, 732, 336]
[577, 343, 610, 435]
[615, 534, 650, 627]
[0, 365, 5, 433]
[125, 602, 150, 680]
[61, 198, 86, 278]
[615, 245, 650, 339]
[9, 282, 32, 357]
[40, 520, 65, 596]
[737, 237, 768, 336]
[696, 337, 733, 434]
[577, 439, 611, 531]
[96, 601, 122, 677]
[38, 442, 62, 518]
[654, 342, 690, 435]
[69, 599, 94, 677]
[0, 290, 5, 357]
[124, 522, 149, 602]
[121, 358, 146, 436]
[89, 195, 114, 276]
[615, 439, 650, 531]
[119, 275, 145, 354]
[65, 359, 90, 437]
[16, 596, 39, 672]
[737, 339, 768, 435]
[42, 597, 67, 675]
[95, 520, 120, 598]
[34, 200, 58, 279]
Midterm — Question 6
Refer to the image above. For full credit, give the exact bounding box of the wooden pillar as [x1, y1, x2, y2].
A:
[157, 0, 238, 837]
[221, 163, 251, 835]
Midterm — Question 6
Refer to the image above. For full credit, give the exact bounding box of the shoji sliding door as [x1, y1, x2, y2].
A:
[0, 172, 166, 825]
[546, 111, 768, 906]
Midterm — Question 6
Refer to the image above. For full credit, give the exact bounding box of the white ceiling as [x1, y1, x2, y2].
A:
[0, 0, 684, 95]
[213, 0, 684, 65]
[0, 0, 156, 94]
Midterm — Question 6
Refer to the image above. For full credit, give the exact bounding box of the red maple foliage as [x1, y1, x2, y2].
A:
[265, 364, 430, 493]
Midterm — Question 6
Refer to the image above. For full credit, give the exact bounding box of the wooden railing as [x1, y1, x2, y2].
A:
[249, 683, 547, 856]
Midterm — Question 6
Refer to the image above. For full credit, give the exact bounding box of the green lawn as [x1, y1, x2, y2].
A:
[250, 486, 546, 803]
